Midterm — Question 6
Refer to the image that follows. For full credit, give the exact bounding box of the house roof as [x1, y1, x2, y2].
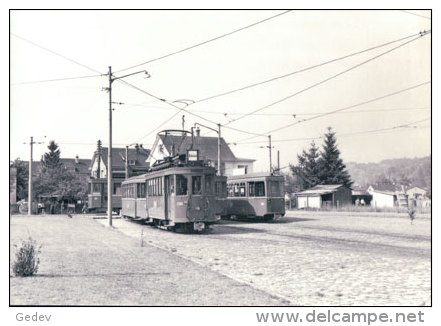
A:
[368, 184, 404, 195]
[23, 158, 91, 175]
[296, 184, 347, 196]
[158, 134, 239, 162]
[95, 147, 150, 169]
[60, 158, 91, 175]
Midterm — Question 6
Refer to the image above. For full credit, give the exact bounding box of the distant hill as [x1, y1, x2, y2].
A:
[346, 156, 431, 194]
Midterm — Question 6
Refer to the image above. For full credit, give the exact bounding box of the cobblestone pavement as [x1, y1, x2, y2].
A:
[97, 211, 431, 306]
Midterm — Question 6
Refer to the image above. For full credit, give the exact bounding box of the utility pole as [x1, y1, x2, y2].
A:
[105, 66, 149, 226]
[107, 66, 113, 226]
[28, 136, 33, 216]
[277, 150, 280, 174]
[125, 145, 129, 179]
[218, 123, 222, 176]
[268, 135, 272, 174]
[25, 136, 44, 215]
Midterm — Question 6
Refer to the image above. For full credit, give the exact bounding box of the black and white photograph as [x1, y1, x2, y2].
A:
[8, 6, 435, 325]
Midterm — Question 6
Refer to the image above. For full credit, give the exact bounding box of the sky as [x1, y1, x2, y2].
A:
[10, 9, 432, 173]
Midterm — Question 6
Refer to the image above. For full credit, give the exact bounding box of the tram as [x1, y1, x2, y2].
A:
[225, 172, 285, 220]
[121, 153, 221, 232]
[87, 178, 123, 214]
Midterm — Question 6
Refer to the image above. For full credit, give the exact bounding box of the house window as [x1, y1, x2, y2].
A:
[238, 165, 248, 174]
[129, 160, 136, 166]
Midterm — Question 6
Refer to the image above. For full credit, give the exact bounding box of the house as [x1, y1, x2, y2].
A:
[296, 184, 352, 209]
[147, 130, 254, 176]
[367, 185, 408, 208]
[406, 186, 428, 199]
[90, 144, 150, 179]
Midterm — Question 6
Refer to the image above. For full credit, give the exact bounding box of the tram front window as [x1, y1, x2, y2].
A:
[176, 175, 188, 196]
[192, 176, 202, 195]
[269, 181, 283, 197]
[205, 175, 213, 195]
[92, 183, 102, 193]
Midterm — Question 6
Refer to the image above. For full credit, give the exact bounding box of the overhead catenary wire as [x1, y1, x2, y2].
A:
[222, 31, 431, 128]
[11, 33, 103, 75]
[194, 31, 428, 104]
[400, 10, 431, 20]
[235, 80, 431, 144]
[11, 74, 103, 85]
[114, 10, 291, 74]
[233, 117, 431, 145]
[115, 79, 267, 143]
[191, 106, 430, 116]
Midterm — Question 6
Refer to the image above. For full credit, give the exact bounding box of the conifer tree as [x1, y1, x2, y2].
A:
[290, 141, 321, 189]
[41, 141, 62, 171]
[318, 127, 353, 188]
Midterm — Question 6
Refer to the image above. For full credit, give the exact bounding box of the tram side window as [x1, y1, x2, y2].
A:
[227, 183, 234, 197]
[147, 179, 153, 196]
[248, 181, 265, 197]
[248, 182, 255, 197]
[216, 181, 227, 196]
[176, 175, 188, 196]
[137, 183, 146, 198]
[192, 176, 202, 195]
[113, 182, 121, 196]
[239, 183, 246, 197]
[233, 183, 239, 197]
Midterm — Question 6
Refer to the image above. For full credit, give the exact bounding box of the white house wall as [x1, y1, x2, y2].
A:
[372, 192, 395, 207]
[298, 196, 321, 209]
[147, 138, 169, 167]
[91, 157, 106, 178]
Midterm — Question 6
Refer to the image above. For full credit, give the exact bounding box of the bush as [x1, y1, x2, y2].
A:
[12, 237, 42, 277]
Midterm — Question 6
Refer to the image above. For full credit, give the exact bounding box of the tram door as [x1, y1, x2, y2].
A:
[164, 175, 173, 221]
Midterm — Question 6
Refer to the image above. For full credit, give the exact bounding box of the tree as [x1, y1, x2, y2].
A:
[318, 127, 353, 188]
[41, 141, 62, 171]
[34, 141, 89, 201]
[290, 141, 321, 190]
[10, 159, 29, 201]
[34, 167, 88, 200]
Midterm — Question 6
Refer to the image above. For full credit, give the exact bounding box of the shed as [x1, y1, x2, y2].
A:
[296, 184, 352, 209]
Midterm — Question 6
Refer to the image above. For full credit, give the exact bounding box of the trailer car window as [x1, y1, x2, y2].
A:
[239, 183, 246, 197]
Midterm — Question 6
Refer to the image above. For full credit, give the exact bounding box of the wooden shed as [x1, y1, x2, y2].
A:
[296, 184, 352, 209]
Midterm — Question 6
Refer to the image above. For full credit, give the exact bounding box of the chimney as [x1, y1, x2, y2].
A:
[75, 155, 79, 164]
[196, 127, 200, 137]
